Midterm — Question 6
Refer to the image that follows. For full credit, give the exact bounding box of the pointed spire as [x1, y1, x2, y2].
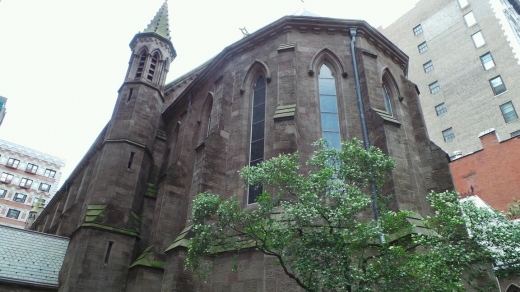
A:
[143, 1, 171, 40]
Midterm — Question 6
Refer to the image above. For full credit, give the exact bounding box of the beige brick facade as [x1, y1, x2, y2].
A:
[382, 0, 520, 158]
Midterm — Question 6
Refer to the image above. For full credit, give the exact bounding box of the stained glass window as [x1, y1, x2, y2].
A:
[319, 65, 341, 150]
[248, 76, 266, 204]
[382, 84, 393, 116]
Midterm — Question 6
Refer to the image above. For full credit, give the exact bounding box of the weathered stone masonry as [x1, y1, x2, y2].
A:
[29, 4, 453, 292]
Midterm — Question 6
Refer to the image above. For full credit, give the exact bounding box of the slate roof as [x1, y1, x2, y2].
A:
[0, 225, 69, 288]
[143, 1, 171, 40]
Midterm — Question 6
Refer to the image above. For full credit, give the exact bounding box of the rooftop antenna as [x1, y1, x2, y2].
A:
[239, 27, 249, 38]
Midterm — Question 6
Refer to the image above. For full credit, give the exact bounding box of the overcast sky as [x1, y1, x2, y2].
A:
[0, 0, 419, 185]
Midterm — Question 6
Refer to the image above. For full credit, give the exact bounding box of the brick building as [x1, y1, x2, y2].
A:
[0, 139, 65, 228]
[27, 3, 457, 291]
[451, 128, 520, 212]
[382, 0, 520, 158]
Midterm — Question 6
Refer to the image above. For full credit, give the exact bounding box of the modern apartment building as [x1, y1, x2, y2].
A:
[383, 0, 520, 157]
[0, 139, 65, 228]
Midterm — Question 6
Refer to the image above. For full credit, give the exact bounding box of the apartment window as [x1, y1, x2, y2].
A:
[435, 103, 447, 116]
[413, 24, 423, 35]
[489, 76, 506, 95]
[39, 183, 51, 192]
[25, 163, 38, 174]
[33, 197, 46, 206]
[429, 81, 440, 94]
[13, 193, 27, 203]
[319, 64, 341, 150]
[418, 42, 428, 53]
[0, 172, 13, 184]
[464, 12, 476, 27]
[458, 0, 469, 9]
[6, 209, 20, 219]
[472, 31, 485, 48]
[442, 128, 455, 142]
[511, 130, 520, 137]
[423, 61, 434, 73]
[248, 75, 266, 204]
[19, 178, 33, 189]
[44, 169, 56, 178]
[6, 158, 20, 168]
[0, 188, 6, 198]
[500, 101, 519, 123]
[480, 52, 495, 70]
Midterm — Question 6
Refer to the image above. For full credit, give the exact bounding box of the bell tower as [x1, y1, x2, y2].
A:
[125, 1, 175, 91]
[56, 3, 176, 292]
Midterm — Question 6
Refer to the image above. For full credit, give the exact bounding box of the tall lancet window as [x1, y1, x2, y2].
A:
[382, 84, 393, 116]
[199, 95, 213, 143]
[248, 76, 266, 204]
[147, 52, 159, 81]
[318, 64, 341, 149]
[135, 51, 147, 78]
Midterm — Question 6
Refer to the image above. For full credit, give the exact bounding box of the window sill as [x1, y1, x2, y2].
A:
[372, 108, 401, 126]
[505, 118, 519, 124]
[494, 90, 508, 97]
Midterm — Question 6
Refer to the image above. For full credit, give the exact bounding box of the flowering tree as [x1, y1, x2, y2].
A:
[186, 139, 518, 291]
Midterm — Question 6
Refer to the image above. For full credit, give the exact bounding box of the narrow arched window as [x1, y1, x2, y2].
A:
[382, 71, 399, 117]
[318, 64, 341, 149]
[199, 95, 213, 143]
[147, 52, 159, 81]
[135, 51, 147, 78]
[248, 76, 266, 204]
[382, 84, 393, 116]
[168, 124, 180, 167]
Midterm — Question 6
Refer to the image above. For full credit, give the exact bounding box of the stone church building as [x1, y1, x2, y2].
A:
[28, 2, 454, 291]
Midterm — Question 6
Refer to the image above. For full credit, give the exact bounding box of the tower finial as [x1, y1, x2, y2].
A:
[143, 1, 171, 40]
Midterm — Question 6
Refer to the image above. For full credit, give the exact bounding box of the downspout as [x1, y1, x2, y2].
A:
[349, 28, 385, 244]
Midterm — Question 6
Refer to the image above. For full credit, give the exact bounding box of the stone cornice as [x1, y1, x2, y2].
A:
[130, 32, 176, 59]
[104, 139, 154, 158]
[163, 16, 409, 117]
[118, 80, 165, 103]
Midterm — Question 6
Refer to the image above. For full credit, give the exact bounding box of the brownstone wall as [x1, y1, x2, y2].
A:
[28, 16, 457, 292]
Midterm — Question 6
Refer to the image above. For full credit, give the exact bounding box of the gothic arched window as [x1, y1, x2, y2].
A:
[167, 123, 180, 167]
[382, 84, 393, 116]
[147, 52, 159, 81]
[135, 51, 147, 78]
[199, 94, 213, 143]
[318, 64, 341, 149]
[382, 70, 400, 117]
[248, 75, 266, 204]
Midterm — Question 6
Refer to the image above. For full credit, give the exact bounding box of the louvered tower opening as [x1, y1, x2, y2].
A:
[135, 52, 147, 78]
